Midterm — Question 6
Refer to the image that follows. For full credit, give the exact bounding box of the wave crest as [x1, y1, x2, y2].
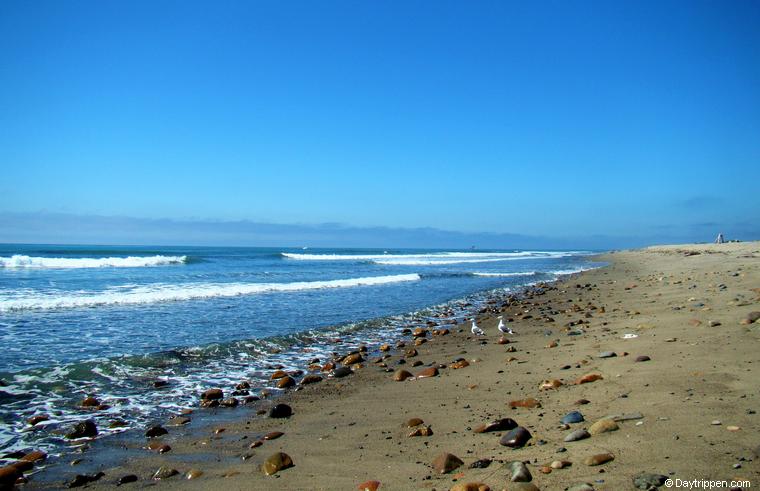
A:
[0, 274, 421, 311]
[0, 255, 188, 269]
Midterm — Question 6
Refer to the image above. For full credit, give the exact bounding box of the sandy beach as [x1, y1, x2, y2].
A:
[12, 241, 760, 490]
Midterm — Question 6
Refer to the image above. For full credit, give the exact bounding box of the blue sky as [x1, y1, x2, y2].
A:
[1, 1, 758, 247]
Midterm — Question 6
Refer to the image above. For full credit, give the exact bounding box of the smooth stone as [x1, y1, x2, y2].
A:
[474, 418, 517, 433]
[632, 473, 668, 489]
[539, 379, 563, 390]
[576, 374, 603, 384]
[186, 469, 203, 480]
[201, 388, 223, 400]
[561, 411, 584, 424]
[417, 367, 439, 378]
[357, 480, 381, 491]
[469, 458, 492, 468]
[575, 399, 590, 405]
[583, 453, 614, 466]
[268, 404, 292, 418]
[300, 375, 323, 385]
[550, 460, 571, 469]
[509, 398, 541, 409]
[451, 483, 491, 491]
[450, 359, 470, 369]
[332, 366, 353, 378]
[509, 461, 532, 482]
[262, 452, 294, 475]
[406, 418, 424, 427]
[408, 426, 433, 437]
[393, 369, 414, 381]
[116, 474, 138, 485]
[66, 420, 98, 439]
[588, 419, 619, 435]
[342, 353, 363, 365]
[68, 472, 105, 488]
[277, 376, 296, 388]
[608, 412, 644, 422]
[500, 426, 532, 448]
[264, 431, 284, 440]
[145, 425, 168, 438]
[598, 351, 616, 358]
[28, 415, 49, 426]
[432, 452, 464, 474]
[635, 355, 651, 362]
[153, 466, 179, 479]
[564, 429, 590, 442]
[567, 485, 595, 491]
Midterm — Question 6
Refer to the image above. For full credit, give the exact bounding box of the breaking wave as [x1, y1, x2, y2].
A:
[0, 255, 188, 269]
[0, 274, 421, 312]
[282, 251, 578, 266]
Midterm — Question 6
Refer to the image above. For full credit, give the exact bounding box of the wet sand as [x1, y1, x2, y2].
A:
[18, 242, 760, 490]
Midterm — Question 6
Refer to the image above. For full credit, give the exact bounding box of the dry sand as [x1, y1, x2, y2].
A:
[22, 242, 760, 490]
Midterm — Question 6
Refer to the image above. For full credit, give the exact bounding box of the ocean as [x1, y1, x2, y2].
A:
[0, 244, 602, 457]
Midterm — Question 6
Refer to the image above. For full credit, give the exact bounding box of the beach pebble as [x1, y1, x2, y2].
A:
[393, 370, 414, 381]
[567, 484, 595, 491]
[632, 473, 668, 489]
[300, 375, 323, 385]
[186, 469, 204, 480]
[469, 459, 492, 469]
[68, 472, 105, 488]
[540, 379, 563, 390]
[81, 396, 100, 407]
[276, 376, 296, 389]
[598, 351, 616, 358]
[711, 420, 722, 425]
[509, 398, 541, 409]
[66, 420, 98, 439]
[449, 359, 470, 369]
[27, 415, 49, 426]
[262, 452, 294, 475]
[451, 483, 490, 491]
[509, 461, 532, 482]
[727, 425, 740, 431]
[583, 453, 614, 466]
[268, 404, 292, 419]
[474, 418, 517, 433]
[357, 480, 381, 491]
[708, 320, 721, 327]
[576, 374, 603, 384]
[264, 431, 284, 440]
[116, 474, 138, 485]
[145, 425, 168, 438]
[432, 452, 464, 474]
[332, 366, 353, 378]
[201, 388, 223, 400]
[635, 355, 651, 362]
[343, 353, 363, 365]
[270, 370, 288, 380]
[550, 460, 571, 469]
[575, 399, 590, 405]
[408, 426, 433, 437]
[153, 467, 178, 480]
[500, 426, 532, 448]
[561, 411, 584, 424]
[588, 419, 619, 435]
[739, 312, 760, 324]
[406, 418, 424, 427]
[416, 367, 439, 378]
[564, 429, 590, 442]
[168, 416, 191, 426]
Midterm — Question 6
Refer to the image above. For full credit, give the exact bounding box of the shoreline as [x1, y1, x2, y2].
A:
[11, 242, 760, 490]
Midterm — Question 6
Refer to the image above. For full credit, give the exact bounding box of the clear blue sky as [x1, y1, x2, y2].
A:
[1, 0, 758, 246]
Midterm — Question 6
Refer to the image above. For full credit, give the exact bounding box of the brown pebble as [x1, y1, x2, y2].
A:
[588, 418, 619, 435]
[264, 431, 284, 440]
[575, 373, 603, 384]
[357, 480, 381, 491]
[416, 367, 439, 378]
[277, 376, 296, 389]
[432, 452, 464, 474]
[393, 369, 414, 381]
[449, 360, 470, 369]
[406, 418, 424, 427]
[509, 398, 541, 409]
[186, 469, 203, 480]
[262, 452, 294, 475]
[540, 379, 563, 390]
[584, 453, 614, 466]
[635, 355, 651, 362]
[270, 370, 288, 380]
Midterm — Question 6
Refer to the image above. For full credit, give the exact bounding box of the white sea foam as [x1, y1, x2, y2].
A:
[0, 274, 421, 311]
[472, 271, 538, 277]
[0, 255, 188, 269]
[551, 266, 597, 275]
[282, 251, 578, 266]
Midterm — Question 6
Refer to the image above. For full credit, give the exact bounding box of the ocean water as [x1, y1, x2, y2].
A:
[0, 244, 601, 456]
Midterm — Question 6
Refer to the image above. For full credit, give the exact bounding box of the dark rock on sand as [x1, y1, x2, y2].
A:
[269, 404, 292, 418]
[116, 474, 138, 485]
[469, 458, 492, 468]
[262, 452, 294, 475]
[145, 425, 168, 438]
[632, 472, 668, 489]
[432, 452, 464, 474]
[474, 418, 518, 433]
[500, 426, 532, 448]
[331, 366, 353, 378]
[68, 472, 105, 488]
[509, 461, 532, 482]
[66, 420, 98, 439]
[300, 374, 323, 385]
[561, 411, 584, 424]
[635, 355, 651, 362]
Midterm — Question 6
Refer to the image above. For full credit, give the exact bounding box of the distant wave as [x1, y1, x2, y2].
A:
[282, 251, 578, 266]
[0, 255, 188, 269]
[551, 266, 596, 275]
[472, 271, 538, 277]
[0, 274, 421, 311]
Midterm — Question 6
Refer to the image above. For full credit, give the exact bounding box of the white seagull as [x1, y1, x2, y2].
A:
[497, 315, 515, 335]
[471, 319, 485, 336]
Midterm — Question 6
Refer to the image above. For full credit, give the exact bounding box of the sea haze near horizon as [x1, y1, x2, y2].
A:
[0, 243, 601, 456]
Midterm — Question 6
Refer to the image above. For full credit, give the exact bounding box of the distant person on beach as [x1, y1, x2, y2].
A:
[715, 233, 725, 244]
